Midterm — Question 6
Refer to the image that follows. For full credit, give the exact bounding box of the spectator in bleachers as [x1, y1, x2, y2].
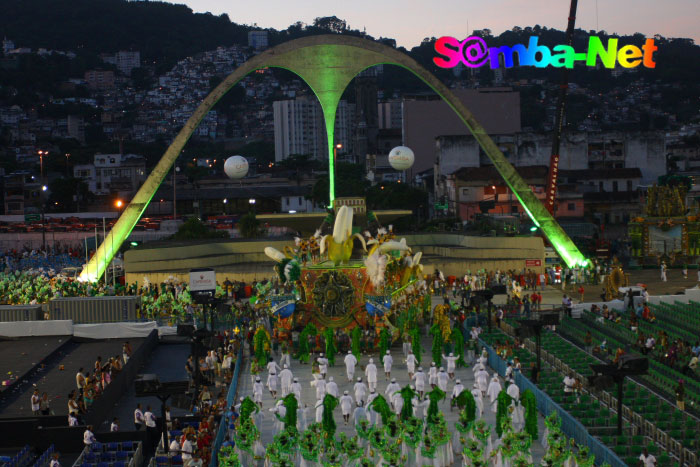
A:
[145, 405, 157, 438]
[83, 425, 96, 446]
[638, 447, 656, 466]
[67, 391, 81, 421]
[110, 417, 119, 432]
[39, 392, 50, 415]
[692, 341, 700, 357]
[682, 354, 698, 376]
[49, 452, 60, 467]
[134, 403, 144, 430]
[169, 436, 180, 455]
[563, 373, 575, 399]
[75, 368, 86, 395]
[675, 380, 685, 411]
[31, 389, 40, 416]
[122, 342, 132, 363]
[181, 433, 194, 464]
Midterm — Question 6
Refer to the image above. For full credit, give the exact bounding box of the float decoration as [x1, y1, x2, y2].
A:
[262, 202, 428, 337]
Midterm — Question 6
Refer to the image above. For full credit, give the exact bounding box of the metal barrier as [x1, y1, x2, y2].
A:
[480, 339, 626, 467]
[210, 346, 244, 467]
[0, 305, 43, 321]
[49, 296, 140, 323]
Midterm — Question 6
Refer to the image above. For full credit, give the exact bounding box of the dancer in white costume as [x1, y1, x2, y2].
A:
[413, 367, 426, 399]
[326, 376, 339, 397]
[268, 400, 286, 437]
[383, 350, 393, 380]
[475, 367, 489, 395]
[406, 351, 417, 379]
[278, 364, 293, 396]
[354, 377, 368, 406]
[471, 383, 484, 418]
[442, 352, 458, 378]
[437, 367, 449, 392]
[339, 391, 353, 425]
[487, 374, 502, 413]
[365, 358, 378, 392]
[344, 350, 357, 381]
[290, 378, 302, 402]
[429, 362, 438, 387]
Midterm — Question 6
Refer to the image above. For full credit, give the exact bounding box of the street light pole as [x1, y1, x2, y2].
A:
[41, 185, 47, 252]
[333, 143, 343, 166]
[173, 166, 180, 220]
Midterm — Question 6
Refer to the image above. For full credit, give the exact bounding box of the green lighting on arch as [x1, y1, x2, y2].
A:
[79, 35, 586, 282]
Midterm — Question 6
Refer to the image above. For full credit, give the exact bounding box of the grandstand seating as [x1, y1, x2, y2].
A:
[0, 445, 33, 467]
[74, 441, 142, 467]
[481, 327, 698, 466]
[558, 311, 700, 463]
[565, 310, 700, 410]
[31, 445, 55, 467]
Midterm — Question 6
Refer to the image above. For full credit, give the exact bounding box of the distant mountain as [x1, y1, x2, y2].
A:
[0, 0, 250, 66]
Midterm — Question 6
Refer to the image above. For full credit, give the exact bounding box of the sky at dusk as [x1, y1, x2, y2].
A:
[172, 0, 699, 47]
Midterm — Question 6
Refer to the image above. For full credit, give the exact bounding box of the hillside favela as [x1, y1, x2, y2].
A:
[0, 0, 699, 466]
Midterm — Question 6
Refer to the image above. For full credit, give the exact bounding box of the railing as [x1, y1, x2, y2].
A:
[209, 346, 244, 467]
[479, 339, 626, 467]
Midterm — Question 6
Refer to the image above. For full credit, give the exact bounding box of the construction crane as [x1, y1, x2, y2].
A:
[545, 0, 580, 214]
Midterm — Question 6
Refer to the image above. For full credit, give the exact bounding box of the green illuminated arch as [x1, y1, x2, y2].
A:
[80, 35, 585, 282]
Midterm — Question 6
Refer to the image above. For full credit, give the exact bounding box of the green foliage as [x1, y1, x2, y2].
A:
[296, 323, 318, 363]
[351, 327, 361, 361]
[253, 328, 270, 367]
[378, 328, 390, 364]
[281, 394, 299, 431]
[172, 217, 228, 240]
[238, 212, 264, 238]
[522, 389, 538, 440]
[239, 397, 258, 422]
[450, 328, 466, 367]
[321, 393, 339, 438]
[411, 328, 422, 365]
[369, 394, 392, 426]
[426, 387, 446, 425]
[324, 328, 337, 366]
[430, 324, 443, 366]
[455, 390, 476, 426]
[496, 390, 513, 437]
[398, 386, 417, 421]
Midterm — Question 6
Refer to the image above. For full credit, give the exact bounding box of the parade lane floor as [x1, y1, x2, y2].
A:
[236, 336, 547, 466]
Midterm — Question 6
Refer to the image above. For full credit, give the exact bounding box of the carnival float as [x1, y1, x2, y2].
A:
[258, 203, 429, 341]
[629, 179, 697, 265]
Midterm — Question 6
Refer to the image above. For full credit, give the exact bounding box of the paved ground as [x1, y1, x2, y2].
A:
[237, 297, 547, 465]
[0, 339, 142, 418]
[0, 336, 68, 394]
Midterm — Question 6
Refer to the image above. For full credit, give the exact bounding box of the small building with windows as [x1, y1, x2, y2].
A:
[73, 153, 147, 197]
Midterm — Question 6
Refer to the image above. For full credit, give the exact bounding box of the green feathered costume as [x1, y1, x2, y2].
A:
[426, 387, 446, 425]
[239, 396, 258, 422]
[397, 385, 417, 421]
[324, 327, 336, 367]
[321, 393, 339, 438]
[281, 394, 299, 432]
[369, 394, 393, 426]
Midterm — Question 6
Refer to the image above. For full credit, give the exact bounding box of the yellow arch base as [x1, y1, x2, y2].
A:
[80, 35, 585, 282]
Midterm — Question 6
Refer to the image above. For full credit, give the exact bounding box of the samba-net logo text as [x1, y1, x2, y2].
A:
[433, 36, 658, 70]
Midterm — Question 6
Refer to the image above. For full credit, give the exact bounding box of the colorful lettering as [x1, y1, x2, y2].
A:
[434, 35, 658, 70]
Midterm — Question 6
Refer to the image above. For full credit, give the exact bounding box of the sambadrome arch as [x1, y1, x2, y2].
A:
[79, 35, 586, 282]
